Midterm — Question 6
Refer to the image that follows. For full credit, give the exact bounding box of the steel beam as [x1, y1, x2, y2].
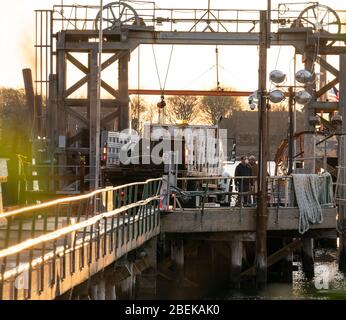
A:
[338, 54, 346, 272]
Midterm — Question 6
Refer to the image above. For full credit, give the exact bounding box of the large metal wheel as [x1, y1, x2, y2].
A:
[95, 2, 140, 31]
[295, 4, 341, 46]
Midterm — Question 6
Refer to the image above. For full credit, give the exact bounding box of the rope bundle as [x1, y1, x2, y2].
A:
[292, 173, 333, 234]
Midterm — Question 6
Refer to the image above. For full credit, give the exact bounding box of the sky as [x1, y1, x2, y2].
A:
[0, 0, 345, 98]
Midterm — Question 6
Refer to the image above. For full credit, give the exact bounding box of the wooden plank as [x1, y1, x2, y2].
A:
[58, 105, 89, 126]
[101, 80, 119, 99]
[65, 98, 122, 108]
[316, 77, 339, 98]
[161, 207, 337, 233]
[66, 53, 89, 74]
[101, 110, 120, 127]
[64, 75, 89, 98]
[241, 238, 302, 276]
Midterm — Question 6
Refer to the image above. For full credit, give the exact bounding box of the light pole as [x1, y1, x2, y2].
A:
[268, 69, 314, 175]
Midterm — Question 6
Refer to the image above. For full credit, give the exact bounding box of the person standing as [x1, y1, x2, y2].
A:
[235, 156, 252, 206]
[249, 155, 258, 206]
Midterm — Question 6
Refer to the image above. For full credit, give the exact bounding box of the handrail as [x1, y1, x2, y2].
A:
[0, 196, 158, 261]
[0, 178, 162, 220]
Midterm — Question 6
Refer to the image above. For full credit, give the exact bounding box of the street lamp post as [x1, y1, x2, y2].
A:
[268, 69, 314, 175]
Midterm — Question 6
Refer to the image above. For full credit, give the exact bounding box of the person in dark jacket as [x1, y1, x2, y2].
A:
[249, 155, 258, 206]
[235, 155, 252, 206]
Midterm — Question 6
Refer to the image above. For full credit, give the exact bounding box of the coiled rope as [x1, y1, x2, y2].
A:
[292, 173, 333, 234]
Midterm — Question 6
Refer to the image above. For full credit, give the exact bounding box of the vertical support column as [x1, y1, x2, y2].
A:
[303, 54, 316, 174]
[96, 274, 106, 300]
[301, 237, 314, 280]
[338, 54, 346, 272]
[48, 74, 58, 192]
[300, 53, 316, 279]
[230, 240, 243, 289]
[171, 240, 184, 283]
[118, 51, 130, 131]
[88, 50, 100, 190]
[90, 278, 98, 300]
[22, 69, 36, 139]
[255, 10, 269, 288]
[281, 238, 293, 283]
[135, 237, 158, 299]
[56, 42, 67, 191]
[76, 282, 89, 300]
[105, 275, 117, 300]
[48, 75, 58, 152]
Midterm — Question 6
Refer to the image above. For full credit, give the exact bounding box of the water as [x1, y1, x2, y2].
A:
[216, 249, 346, 300]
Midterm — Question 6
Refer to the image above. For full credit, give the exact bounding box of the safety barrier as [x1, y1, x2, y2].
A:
[0, 178, 161, 300]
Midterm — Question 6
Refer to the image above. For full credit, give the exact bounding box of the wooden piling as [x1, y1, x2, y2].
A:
[171, 240, 185, 283]
[281, 238, 293, 283]
[135, 237, 158, 299]
[255, 10, 269, 287]
[96, 276, 106, 300]
[118, 51, 130, 131]
[301, 237, 314, 279]
[90, 281, 98, 300]
[230, 240, 243, 288]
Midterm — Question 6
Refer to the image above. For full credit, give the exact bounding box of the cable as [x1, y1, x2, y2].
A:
[151, 44, 174, 94]
[182, 65, 215, 89]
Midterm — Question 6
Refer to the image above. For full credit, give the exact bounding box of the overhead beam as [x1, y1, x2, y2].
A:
[128, 89, 253, 97]
[65, 98, 123, 108]
[311, 101, 339, 112]
[58, 29, 318, 48]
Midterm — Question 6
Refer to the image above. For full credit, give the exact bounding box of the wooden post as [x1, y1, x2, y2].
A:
[57, 44, 67, 191]
[90, 279, 98, 300]
[35, 95, 43, 139]
[338, 54, 346, 272]
[97, 275, 106, 300]
[301, 237, 314, 279]
[48, 75, 57, 194]
[171, 240, 184, 282]
[135, 237, 158, 299]
[299, 53, 316, 278]
[105, 281, 116, 300]
[118, 51, 130, 131]
[230, 240, 243, 288]
[288, 87, 294, 175]
[76, 282, 89, 300]
[22, 69, 36, 138]
[303, 54, 316, 174]
[255, 10, 269, 287]
[281, 238, 293, 283]
[89, 49, 100, 190]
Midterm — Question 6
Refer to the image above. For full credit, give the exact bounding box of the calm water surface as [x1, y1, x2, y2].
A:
[215, 249, 346, 300]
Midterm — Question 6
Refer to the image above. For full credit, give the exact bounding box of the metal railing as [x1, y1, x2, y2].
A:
[45, 2, 346, 34]
[170, 175, 296, 210]
[0, 178, 161, 300]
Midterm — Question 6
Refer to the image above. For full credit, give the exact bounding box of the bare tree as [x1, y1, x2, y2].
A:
[130, 96, 147, 133]
[166, 95, 199, 124]
[200, 88, 244, 125]
[143, 103, 159, 124]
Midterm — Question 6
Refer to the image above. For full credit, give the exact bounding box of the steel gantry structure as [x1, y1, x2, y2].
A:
[33, 2, 346, 188]
[31, 1, 346, 286]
